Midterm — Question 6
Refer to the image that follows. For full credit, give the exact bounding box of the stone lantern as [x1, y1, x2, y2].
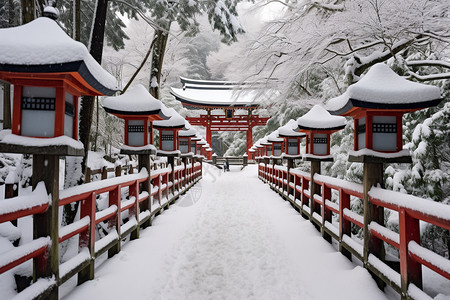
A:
[153, 108, 185, 153]
[267, 130, 284, 157]
[278, 119, 306, 156]
[296, 105, 346, 158]
[326, 63, 441, 159]
[103, 84, 168, 154]
[0, 17, 117, 155]
[325, 63, 442, 271]
[178, 123, 197, 155]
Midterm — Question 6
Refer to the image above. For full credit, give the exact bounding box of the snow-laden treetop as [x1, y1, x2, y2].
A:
[267, 130, 284, 143]
[0, 17, 117, 93]
[154, 107, 186, 129]
[325, 63, 442, 115]
[278, 119, 306, 138]
[103, 84, 168, 119]
[297, 105, 346, 130]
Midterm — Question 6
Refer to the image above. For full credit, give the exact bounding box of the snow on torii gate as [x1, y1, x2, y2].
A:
[170, 77, 270, 155]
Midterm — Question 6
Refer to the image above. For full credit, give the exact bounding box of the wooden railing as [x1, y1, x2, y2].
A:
[258, 162, 450, 299]
[0, 158, 202, 299]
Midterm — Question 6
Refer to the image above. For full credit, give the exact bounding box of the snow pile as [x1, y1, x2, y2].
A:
[297, 104, 346, 129]
[0, 182, 48, 215]
[326, 63, 441, 112]
[0, 134, 84, 149]
[0, 17, 117, 91]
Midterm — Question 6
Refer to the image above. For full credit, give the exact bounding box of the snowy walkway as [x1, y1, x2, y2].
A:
[62, 165, 387, 300]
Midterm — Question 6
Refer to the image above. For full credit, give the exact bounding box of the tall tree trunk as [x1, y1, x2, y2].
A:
[74, 0, 81, 41]
[149, 25, 170, 99]
[2, 0, 16, 129]
[79, 0, 108, 172]
[65, 0, 109, 225]
[20, 0, 35, 23]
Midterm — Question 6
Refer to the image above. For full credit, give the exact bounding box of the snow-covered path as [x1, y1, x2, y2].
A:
[63, 164, 387, 300]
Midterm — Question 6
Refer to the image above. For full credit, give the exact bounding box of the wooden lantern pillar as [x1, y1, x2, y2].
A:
[296, 105, 346, 241]
[104, 84, 169, 235]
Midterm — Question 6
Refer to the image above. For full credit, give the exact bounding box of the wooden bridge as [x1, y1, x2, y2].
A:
[0, 158, 449, 299]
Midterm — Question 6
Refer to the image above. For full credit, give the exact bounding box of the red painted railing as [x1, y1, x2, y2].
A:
[0, 158, 202, 298]
[258, 161, 450, 299]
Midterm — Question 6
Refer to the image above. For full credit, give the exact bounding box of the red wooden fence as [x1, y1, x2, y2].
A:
[258, 162, 450, 299]
[0, 158, 202, 299]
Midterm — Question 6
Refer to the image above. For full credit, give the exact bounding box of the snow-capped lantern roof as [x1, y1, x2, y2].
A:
[153, 108, 186, 129]
[260, 136, 271, 146]
[0, 17, 117, 96]
[296, 105, 345, 157]
[297, 105, 346, 131]
[325, 63, 442, 116]
[103, 85, 168, 120]
[179, 122, 197, 137]
[325, 64, 442, 156]
[197, 139, 207, 145]
[278, 119, 306, 138]
[267, 130, 283, 143]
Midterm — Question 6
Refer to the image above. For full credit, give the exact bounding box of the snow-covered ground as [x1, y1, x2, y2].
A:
[62, 164, 387, 300]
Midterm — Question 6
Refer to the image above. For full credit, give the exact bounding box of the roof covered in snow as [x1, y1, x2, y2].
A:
[325, 63, 442, 116]
[103, 85, 168, 119]
[278, 119, 306, 138]
[153, 108, 186, 129]
[297, 105, 346, 131]
[267, 130, 283, 143]
[0, 17, 118, 95]
[179, 122, 197, 137]
[170, 77, 265, 109]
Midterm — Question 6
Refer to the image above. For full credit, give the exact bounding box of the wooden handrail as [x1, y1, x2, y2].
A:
[259, 160, 450, 299]
[0, 156, 203, 298]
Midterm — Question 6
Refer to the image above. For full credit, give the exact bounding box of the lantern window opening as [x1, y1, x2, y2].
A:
[313, 137, 327, 144]
[128, 125, 145, 132]
[22, 97, 56, 111]
[372, 123, 397, 133]
[356, 124, 366, 134]
[65, 101, 75, 117]
[161, 134, 174, 141]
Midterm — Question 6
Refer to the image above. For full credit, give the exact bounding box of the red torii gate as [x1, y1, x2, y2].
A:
[170, 77, 270, 155]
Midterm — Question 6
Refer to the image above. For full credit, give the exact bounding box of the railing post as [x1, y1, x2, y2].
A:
[167, 156, 175, 200]
[5, 172, 19, 227]
[286, 159, 293, 197]
[108, 185, 121, 258]
[399, 209, 422, 298]
[363, 162, 385, 289]
[32, 154, 59, 299]
[321, 184, 332, 243]
[339, 189, 352, 260]
[78, 192, 96, 285]
[129, 181, 140, 240]
[85, 167, 92, 183]
[115, 164, 122, 177]
[138, 154, 151, 228]
[309, 160, 321, 228]
[101, 166, 107, 180]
